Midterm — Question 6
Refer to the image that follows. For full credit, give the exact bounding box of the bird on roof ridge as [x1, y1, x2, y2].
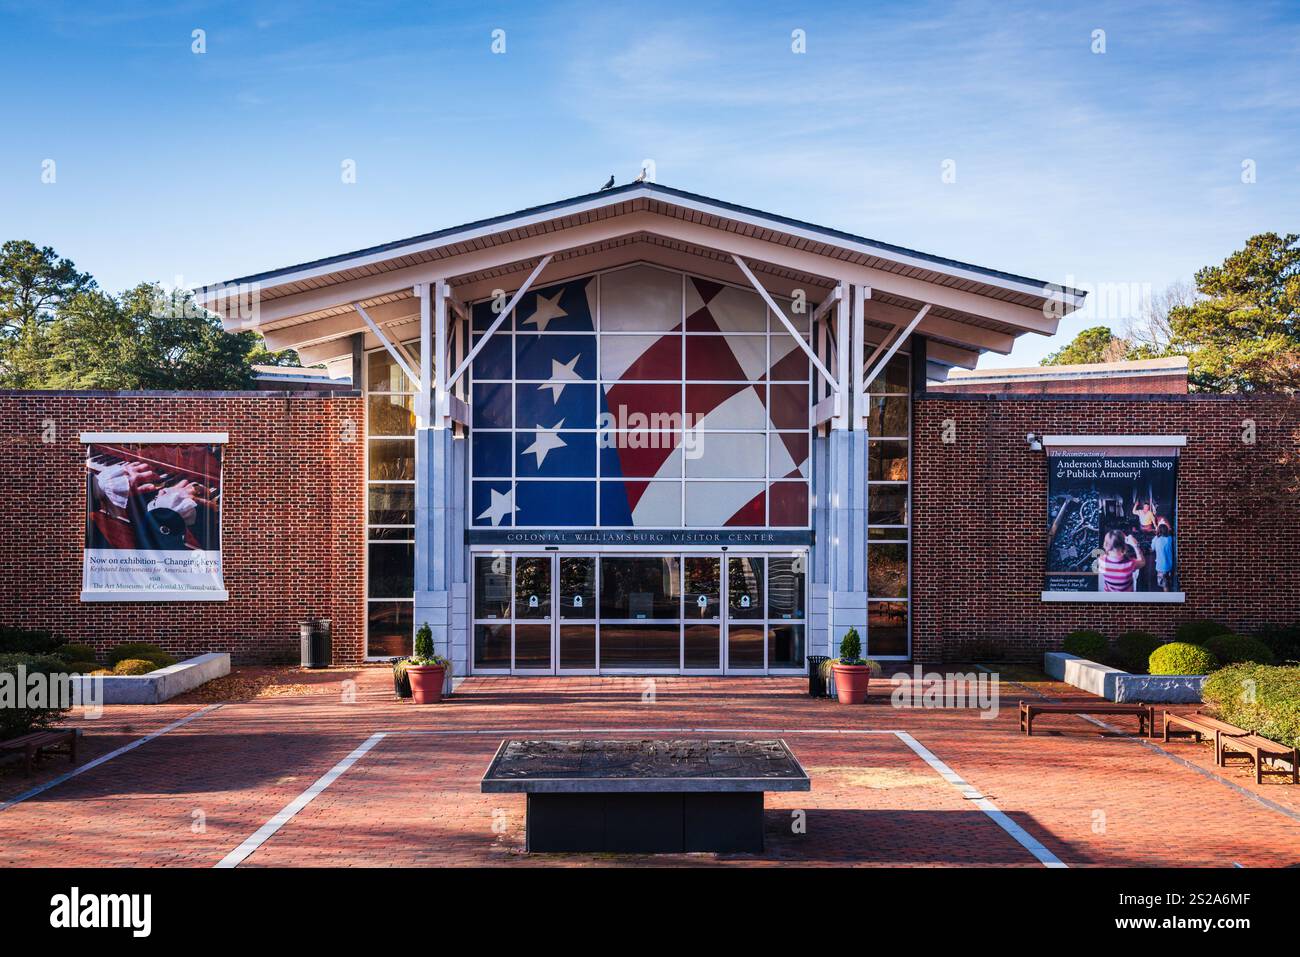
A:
[599, 174, 614, 190]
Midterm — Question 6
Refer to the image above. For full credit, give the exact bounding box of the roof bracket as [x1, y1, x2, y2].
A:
[731, 255, 840, 391]
[447, 254, 552, 389]
[353, 301, 422, 394]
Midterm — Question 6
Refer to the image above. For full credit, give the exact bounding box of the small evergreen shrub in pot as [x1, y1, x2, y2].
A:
[1062, 629, 1108, 661]
[1202, 634, 1274, 666]
[830, 628, 881, 705]
[1174, 619, 1230, 645]
[1148, 642, 1218, 676]
[405, 624, 450, 704]
[1112, 631, 1161, 673]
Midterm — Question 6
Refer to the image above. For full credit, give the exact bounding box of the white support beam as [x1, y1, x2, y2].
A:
[732, 255, 840, 391]
[447, 255, 552, 389]
[864, 304, 930, 393]
[811, 285, 841, 325]
[852, 285, 870, 426]
[833, 283, 850, 430]
[434, 279, 449, 425]
[354, 301, 422, 395]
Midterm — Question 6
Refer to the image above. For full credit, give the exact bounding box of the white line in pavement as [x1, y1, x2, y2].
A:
[0, 704, 224, 813]
[893, 730, 1067, 869]
[214, 732, 388, 869]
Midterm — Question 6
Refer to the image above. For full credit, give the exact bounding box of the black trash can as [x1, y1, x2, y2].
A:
[807, 655, 830, 697]
[300, 618, 333, 669]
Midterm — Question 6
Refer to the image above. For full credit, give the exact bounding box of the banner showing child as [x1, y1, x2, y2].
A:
[1044, 441, 1180, 598]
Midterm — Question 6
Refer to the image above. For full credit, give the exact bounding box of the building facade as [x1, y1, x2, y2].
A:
[5, 186, 1295, 669]
[195, 184, 1089, 674]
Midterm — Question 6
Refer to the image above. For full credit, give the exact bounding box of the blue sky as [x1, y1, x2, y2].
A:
[2, 0, 1298, 366]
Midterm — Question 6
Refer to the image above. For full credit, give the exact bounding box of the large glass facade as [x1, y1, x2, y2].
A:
[365, 343, 419, 658]
[864, 349, 911, 658]
[468, 264, 811, 530]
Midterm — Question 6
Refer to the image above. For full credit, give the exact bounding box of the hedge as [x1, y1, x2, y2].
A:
[1063, 629, 1108, 661]
[1174, 619, 1231, 645]
[0, 626, 63, 656]
[1255, 624, 1300, 663]
[106, 643, 177, 669]
[113, 658, 159, 676]
[55, 643, 98, 664]
[1202, 633, 1273, 666]
[0, 653, 72, 741]
[1202, 664, 1300, 749]
[1112, 631, 1161, 673]
[1148, 642, 1218, 676]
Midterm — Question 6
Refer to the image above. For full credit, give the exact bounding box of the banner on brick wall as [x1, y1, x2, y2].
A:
[81, 433, 228, 601]
[1042, 437, 1184, 602]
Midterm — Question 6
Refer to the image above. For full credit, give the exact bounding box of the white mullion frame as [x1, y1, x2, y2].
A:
[863, 349, 912, 662]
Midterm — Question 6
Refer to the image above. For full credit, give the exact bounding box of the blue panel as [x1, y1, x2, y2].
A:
[515, 431, 596, 478]
[515, 481, 596, 527]
[471, 299, 498, 332]
[516, 382, 598, 429]
[598, 481, 634, 526]
[472, 383, 512, 429]
[471, 481, 514, 527]
[513, 279, 595, 333]
[515, 334, 596, 381]
[471, 432, 512, 478]
[471, 333, 512, 380]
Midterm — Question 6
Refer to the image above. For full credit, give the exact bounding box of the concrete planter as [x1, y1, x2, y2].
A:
[69, 653, 230, 705]
[1044, 652, 1206, 704]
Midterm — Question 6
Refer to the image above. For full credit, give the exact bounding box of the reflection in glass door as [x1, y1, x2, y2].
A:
[726, 556, 765, 670]
[513, 556, 553, 671]
[558, 556, 597, 672]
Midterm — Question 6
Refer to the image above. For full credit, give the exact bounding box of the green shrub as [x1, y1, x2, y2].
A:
[413, 623, 433, 661]
[1174, 619, 1230, 645]
[1148, 642, 1218, 676]
[55, 643, 98, 664]
[1112, 631, 1161, 673]
[0, 653, 72, 741]
[1255, 624, 1300, 663]
[1063, 629, 1108, 661]
[839, 627, 863, 664]
[0, 626, 63, 656]
[1202, 633, 1273, 666]
[106, 643, 177, 668]
[112, 658, 158, 676]
[1202, 664, 1300, 749]
[65, 661, 100, 674]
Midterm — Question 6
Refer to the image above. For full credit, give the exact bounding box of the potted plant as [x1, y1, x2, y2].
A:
[405, 623, 450, 704]
[829, 627, 880, 705]
[392, 657, 412, 699]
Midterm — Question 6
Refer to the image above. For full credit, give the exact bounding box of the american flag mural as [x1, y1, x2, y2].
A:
[470, 265, 811, 529]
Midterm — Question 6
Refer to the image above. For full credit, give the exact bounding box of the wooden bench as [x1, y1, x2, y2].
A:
[1019, 699, 1153, 737]
[1163, 711, 1249, 764]
[0, 729, 78, 775]
[1218, 734, 1299, 785]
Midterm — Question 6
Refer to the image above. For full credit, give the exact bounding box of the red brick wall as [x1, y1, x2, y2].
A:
[912, 394, 1300, 662]
[0, 391, 366, 664]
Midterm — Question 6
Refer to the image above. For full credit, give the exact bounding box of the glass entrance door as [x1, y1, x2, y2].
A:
[472, 550, 806, 675]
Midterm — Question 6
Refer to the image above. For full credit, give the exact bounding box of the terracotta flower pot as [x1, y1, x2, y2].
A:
[832, 663, 873, 704]
[407, 664, 446, 704]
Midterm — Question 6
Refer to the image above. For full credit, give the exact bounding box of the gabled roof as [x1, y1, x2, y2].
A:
[195, 182, 1085, 305]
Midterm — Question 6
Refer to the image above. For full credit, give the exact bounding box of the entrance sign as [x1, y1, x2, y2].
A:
[1041, 435, 1184, 603]
[81, 432, 228, 601]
